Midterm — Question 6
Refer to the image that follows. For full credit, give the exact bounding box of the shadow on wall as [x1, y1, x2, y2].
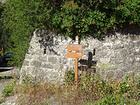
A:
[35, 29, 60, 55]
[116, 24, 140, 35]
[78, 49, 97, 73]
[35, 29, 98, 73]
[105, 24, 140, 38]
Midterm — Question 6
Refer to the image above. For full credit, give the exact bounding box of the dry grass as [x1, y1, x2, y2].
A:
[16, 83, 86, 105]
[0, 93, 5, 104]
[15, 73, 140, 105]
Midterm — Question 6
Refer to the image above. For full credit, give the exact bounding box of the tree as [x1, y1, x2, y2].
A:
[3, 0, 140, 66]
[3, 0, 51, 66]
[0, 2, 5, 49]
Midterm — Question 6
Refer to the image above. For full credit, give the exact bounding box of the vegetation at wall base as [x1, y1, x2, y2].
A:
[0, 0, 140, 66]
[2, 80, 15, 97]
[16, 73, 140, 105]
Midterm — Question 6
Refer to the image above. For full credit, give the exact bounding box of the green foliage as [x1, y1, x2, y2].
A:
[0, 3, 6, 49]
[119, 81, 130, 93]
[16, 74, 140, 105]
[64, 70, 75, 84]
[65, 73, 140, 104]
[2, 0, 140, 65]
[2, 80, 15, 97]
[81, 74, 140, 105]
[93, 94, 140, 105]
[0, 3, 3, 36]
[3, 0, 50, 66]
[50, 0, 140, 38]
[116, 0, 140, 24]
[50, 0, 110, 38]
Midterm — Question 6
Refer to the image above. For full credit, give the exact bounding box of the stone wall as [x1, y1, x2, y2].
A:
[20, 30, 140, 84]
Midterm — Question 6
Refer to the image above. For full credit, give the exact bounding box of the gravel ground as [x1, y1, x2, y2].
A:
[0, 96, 17, 105]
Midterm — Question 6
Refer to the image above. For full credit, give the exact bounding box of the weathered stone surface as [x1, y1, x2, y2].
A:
[48, 57, 57, 64]
[135, 57, 140, 62]
[38, 56, 48, 62]
[31, 61, 42, 68]
[23, 60, 29, 66]
[115, 70, 124, 80]
[20, 30, 140, 84]
[106, 70, 115, 80]
[42, 64, 53, 69]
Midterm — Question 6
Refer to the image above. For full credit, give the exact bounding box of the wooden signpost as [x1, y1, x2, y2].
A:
[65, 44, 83, 84]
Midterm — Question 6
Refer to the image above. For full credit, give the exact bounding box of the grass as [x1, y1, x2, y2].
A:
[0, 93, 5, 104]
[0, 78, 16, 104]
[13, 72, 140, 105]
[2, 80, 15, 97]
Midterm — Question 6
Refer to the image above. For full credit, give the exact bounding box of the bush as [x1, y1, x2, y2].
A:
[116, 0, 140, 25]
[64, 70, 75, 85]
[49, 0, 140, 38]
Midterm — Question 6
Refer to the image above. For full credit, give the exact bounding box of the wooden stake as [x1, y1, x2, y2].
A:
[75, 58, 78, 85]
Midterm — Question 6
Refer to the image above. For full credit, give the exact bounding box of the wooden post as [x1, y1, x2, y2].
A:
[65, 44, 83, 87]
[75, 58, 78, 83]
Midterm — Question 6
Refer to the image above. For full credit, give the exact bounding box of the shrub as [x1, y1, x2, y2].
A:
[92, 94, 140, 105]
[119, 81, 130, 94]
[116, 0, 140, 25]
[64, 70, 75, 85]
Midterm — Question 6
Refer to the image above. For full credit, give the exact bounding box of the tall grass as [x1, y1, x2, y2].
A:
[16, 72, 140, 105]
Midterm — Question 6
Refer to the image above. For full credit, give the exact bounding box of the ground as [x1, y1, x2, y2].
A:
[0, 70, 16, 105]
